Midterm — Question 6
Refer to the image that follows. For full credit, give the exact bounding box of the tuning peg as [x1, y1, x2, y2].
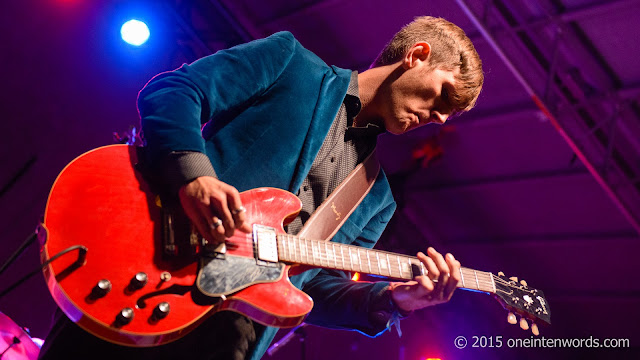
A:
[509, 276, 518, 282]
[519, 318, 529, 330]
[498, 271, 505, 277]
[507, 312, 517, 324]
[520, 279, 528, 287]
[531, 323, 539, 336]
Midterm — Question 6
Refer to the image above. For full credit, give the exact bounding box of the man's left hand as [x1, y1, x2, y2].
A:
[390, 247, 461, 312]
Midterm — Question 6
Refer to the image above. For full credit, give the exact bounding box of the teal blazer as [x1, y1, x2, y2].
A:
[139, 31, 397, 359]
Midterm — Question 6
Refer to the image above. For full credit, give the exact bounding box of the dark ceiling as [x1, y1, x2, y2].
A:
[1, 0, 639, 359]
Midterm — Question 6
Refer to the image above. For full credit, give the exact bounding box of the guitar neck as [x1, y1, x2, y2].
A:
[277, 234, 496, 294]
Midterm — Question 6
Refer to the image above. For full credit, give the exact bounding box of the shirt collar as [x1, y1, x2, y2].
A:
[345, 71, 385, 138]
[344, 71, 361, 119]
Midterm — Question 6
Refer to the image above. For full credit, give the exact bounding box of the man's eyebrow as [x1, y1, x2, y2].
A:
[448, 83, 468, 111]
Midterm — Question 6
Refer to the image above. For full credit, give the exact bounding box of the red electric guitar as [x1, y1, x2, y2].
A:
[40, 145, 551, 347]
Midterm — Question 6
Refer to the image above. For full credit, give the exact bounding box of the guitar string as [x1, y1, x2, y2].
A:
[275, 237, 544, 316]
[284, 236, 498, 285]
[275, 235, 497, 291]
[277, 237, 495, 291]
[250, 232, 532, 294]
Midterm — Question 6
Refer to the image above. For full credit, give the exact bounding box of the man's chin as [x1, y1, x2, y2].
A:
[385, 118, 414, 134]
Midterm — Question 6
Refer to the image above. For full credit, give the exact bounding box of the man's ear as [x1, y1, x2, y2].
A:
[403, 42, 431, 69]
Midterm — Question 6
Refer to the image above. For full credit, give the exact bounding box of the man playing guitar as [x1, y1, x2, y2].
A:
[39, 16, 483, 360]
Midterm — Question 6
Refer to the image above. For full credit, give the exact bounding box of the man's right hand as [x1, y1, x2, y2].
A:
[178, 176, 252, 245]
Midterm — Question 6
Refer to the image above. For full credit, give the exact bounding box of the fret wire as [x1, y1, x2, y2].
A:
[288, 235, 293, 263]
[289, 235, 294, 263]
[363, 249, 367, 273]
[311, 240, 317, 266]
[331, 243, 338, 269]
[279, 234, 284, 261]
[276, 235, 282, 261]
[490, 273, 496, 292]
[475, 271, 488, 291]
[406, 257, 413, 278]
[290, 235, 295, 263]
[321, 241, 327, 266]
[317, 240, 324, 267]
[462, 269, 479, 288]
[331, 242, 342, 270]
[323, 242, 328, 267]
[281, 235, 287, 262]
[356, 248, 362, 272]
[460, 268, 466, 288]
[348, 247, 355, 271]
[353, 247, 358, 272]
[329, 243, 335, 268]
[285, 235, 290, 262]
[375, 252, 381, 276]
[366, 250, 372, 274]
[340, 245, 345, 271]
[474, 270, 480, 290]
[396, 255, 402, 279]
[282, 234, 287, 262]
[282, 235, 287, 262]
[280, 235, 285, 262]
[386, 254, 392, 277]
[479, 272, 493, 292]
[291, 235, 296, 263]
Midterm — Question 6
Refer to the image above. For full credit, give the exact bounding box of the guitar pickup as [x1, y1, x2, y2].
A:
[253, 224, 279, 263]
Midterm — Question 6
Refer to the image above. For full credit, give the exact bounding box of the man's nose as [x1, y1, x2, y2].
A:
[431, 112, 448, 125]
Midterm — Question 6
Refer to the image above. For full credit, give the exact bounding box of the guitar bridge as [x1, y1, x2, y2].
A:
[253, 224, 279, 264]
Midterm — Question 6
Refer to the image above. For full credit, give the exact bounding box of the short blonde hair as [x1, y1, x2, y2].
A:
[373, 16, 484, 113]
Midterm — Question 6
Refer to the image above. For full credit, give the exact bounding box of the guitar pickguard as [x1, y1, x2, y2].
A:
[197, 255, 285, 297]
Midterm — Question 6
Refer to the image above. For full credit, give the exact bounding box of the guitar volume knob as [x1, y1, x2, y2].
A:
[116, 307, 134, 326]
[154, 302, 171, 319]
[91, 279, 112, 298]
[129, 272, 148, 290]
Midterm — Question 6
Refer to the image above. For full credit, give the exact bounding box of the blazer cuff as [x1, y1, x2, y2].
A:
[368, 283, 412, 336]
[161, 151, 218, 193]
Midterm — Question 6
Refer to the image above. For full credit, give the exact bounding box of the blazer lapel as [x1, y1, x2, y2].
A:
[288, 66, 352, 192]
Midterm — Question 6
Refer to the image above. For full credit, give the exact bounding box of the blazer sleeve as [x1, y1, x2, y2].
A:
[137, 32, 298, 189]
[301, 201, 403, 336]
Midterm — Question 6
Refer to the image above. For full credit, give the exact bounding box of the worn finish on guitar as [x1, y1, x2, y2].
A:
[40, 145, 312, 347]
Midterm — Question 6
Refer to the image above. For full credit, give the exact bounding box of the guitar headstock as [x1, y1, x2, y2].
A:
[492, 271, 551, 336]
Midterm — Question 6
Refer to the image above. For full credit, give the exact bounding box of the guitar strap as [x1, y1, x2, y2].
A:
[296, 148, 380, 241]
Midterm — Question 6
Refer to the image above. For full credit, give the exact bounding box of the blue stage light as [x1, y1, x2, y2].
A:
[120, 19, 150, 46]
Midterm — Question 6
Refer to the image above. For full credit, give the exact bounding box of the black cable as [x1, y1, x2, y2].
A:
[0, 336, 20, 357]
[0, 245, 87, 299]
[0, 232, 37, 277]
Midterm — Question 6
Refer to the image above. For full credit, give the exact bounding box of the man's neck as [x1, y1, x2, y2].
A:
[355, 63, 397, 128]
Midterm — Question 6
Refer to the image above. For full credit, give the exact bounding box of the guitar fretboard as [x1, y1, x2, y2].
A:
[276, 234, 496, 293]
